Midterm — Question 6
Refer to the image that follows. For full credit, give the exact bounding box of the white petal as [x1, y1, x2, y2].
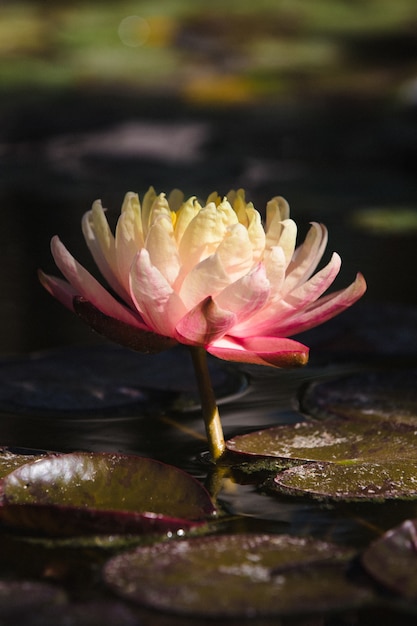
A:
[283, 222, 328, 294]
[81, 200, 127, 300]
[178, 253, 230, 310]
[216, 223, 254, 282]
[129, 250, 186, 337]
[115, 193, 144, 294]
[215, 264, 270, 324]
[145, 214, 180, 285]
[263, 245, 287, 302]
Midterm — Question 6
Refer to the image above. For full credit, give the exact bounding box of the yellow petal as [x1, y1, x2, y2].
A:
[145, 214, 180, 286]
[266, 196, 290, 232]
[115, 193, 144, 293]
[174, 196, 201, 244]
[178, 201, 238, 269]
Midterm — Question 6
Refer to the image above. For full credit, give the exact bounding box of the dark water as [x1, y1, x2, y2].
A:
[1, 89, 417, 623]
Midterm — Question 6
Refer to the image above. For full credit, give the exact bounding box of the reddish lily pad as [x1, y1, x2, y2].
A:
[272, 461, 417, 502]
[104, 534, 371, 617]
[302, 370, 417, 427]
[226, 420, 417, 463]
[362, 519, 417, 598]
[0, 452, 215, 535]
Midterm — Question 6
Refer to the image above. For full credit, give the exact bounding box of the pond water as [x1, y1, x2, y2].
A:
[1, 89, 417, 624]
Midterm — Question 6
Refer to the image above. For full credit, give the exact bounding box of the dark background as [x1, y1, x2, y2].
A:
[1, 0, 417, 355]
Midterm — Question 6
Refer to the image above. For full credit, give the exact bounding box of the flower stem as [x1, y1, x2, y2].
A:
[189, 346, 225, 462]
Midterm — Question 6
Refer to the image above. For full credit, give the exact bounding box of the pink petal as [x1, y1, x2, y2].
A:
[274, 272, 367, 337]
[284, 222, 328, 293]
[231, 252, 342, 337]
[50, 236, 144, 328]
[129, 249, 186, 337]
[284, 252, 342, 309]
[38, 270, 78, 311]
[207, 336, 309, 368]
[175, 297, 236, 346]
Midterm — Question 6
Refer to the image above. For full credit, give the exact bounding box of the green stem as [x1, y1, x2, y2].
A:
[189, 346, 226, 462]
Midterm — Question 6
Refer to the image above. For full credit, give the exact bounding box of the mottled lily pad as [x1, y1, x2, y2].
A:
[362, 519, 417, 598]
[104, 534, 371, 617]
[0, 452, 215, 535]
[226, 420, 417, 462]
[0, 448, 48, 479]
[273, 461, 417, 502]
[301, 370, 417, 427]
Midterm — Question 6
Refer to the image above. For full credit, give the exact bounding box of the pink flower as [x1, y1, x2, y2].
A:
[39, 188, 366, 368]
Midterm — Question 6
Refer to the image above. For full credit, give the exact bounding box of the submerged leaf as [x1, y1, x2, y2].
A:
[226, 420, 417, 463]
[362, 519, 417, 598]
[302, 370, 417, 427]
[0, 452, 215, 535]
[104, 533, 371, 617]
[273, 461, 417, 502]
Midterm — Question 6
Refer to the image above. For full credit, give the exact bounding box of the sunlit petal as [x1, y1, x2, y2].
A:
[50, 236, 143, 327]
[130, 249, 186, 337]
[145, 214, 180, 285]
[115, 192, 144, 295]
[81, 200, 127, 299]
[274, 272, 367, 337]
[176, 296, 236, 346]
[178, 253, 230, 309]
[215, 264, 270, 324]
[208, 336, 309, 368]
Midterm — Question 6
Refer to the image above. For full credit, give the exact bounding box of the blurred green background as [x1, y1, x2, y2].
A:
[1, 0, 417, 353]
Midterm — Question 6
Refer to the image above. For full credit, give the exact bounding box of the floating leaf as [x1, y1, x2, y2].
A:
[0, 344, 246, 416]
[0, 452, 215, 535]
[0, 448, 48, 479]
[104, 534, 371, 617]
[0, 580, 66, 619]
[272, 461, 417, 502]
[362, 519, 417, 598]
[302, 370, 417, 427]
[227, 420, 417, 463]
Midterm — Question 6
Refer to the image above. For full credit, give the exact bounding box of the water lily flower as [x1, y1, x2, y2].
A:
[39, 188, 366, 460]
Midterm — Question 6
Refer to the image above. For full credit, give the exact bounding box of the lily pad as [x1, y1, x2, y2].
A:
[226, 420, 417, 463]
[0, 344, 246, 416]
[103, 533, 371, 617]
[0, 448, 48, 479]
[301, 370, 417, 427]
[0, 452, 215, 535]
[0, 580, 66, 618]
[362, 519, 417, 599]
[273, 461, 417, 502]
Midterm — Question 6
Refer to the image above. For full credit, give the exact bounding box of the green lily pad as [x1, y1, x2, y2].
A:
[104, 534, 371, 617]
[272, 461, 417, 502]
[0, 452, 215, 535]
[362, 519, 417, 599]
[0, 448, 48, 479]
[301, 370, 417, 427]
[226, 420, 417, 463]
